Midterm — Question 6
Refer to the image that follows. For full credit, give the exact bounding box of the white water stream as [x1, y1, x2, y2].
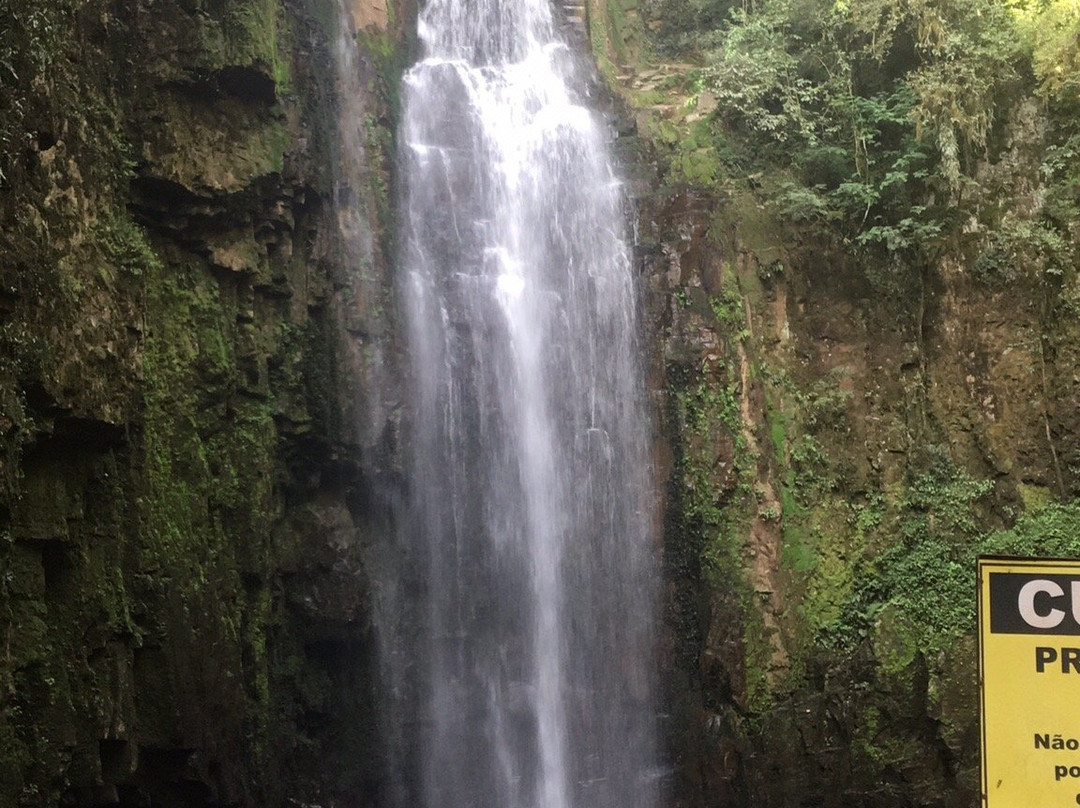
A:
[398, 0, 661, 805]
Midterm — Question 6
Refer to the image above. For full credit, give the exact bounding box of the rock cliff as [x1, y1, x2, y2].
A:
[0, 0, 406, 804]
[593, 2, 1080, 806]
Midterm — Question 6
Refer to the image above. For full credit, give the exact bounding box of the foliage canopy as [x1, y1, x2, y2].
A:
[655, 0, 1080, 273]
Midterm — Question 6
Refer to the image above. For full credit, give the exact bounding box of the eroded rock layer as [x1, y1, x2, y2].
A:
[0, 0, 407, 804]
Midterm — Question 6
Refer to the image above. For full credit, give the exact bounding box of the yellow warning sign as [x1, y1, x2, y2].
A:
[979, 556, 1080, 807]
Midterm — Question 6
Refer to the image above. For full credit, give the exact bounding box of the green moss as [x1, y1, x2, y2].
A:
[802, 503, 861, 622]
[675, 148, 714, 185]
[363, 112, 396, 256]
[872, 602, 921, 674]
[851, 701, 922, 769]
[224, 0, 292, 90]
[356, 29, 397, 76]
[140, 259, 281, 587]
[669, 298, 792, 708]
[1017, 482, 1053, 513]
[587, 0, 653, 83]
[135, 248, 307, 791]
[93, 208, 163, 279]
[765, 391, 862, 648]
[741, 604, 776, 713]
[0, 0, 402, 801]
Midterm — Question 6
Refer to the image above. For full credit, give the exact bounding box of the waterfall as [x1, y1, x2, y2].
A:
[397, 0, 660, 804]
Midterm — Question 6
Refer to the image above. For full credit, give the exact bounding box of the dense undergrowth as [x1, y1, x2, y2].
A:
[644, 0, 1080, 291]
[616, 0, 1080, 801]
[641, 0, 1080, 651]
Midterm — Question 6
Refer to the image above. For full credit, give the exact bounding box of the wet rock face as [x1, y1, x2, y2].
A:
[631, 109, 1073, 806]
[0, 0, 404, 805]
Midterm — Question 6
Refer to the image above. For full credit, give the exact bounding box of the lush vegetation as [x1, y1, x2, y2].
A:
[633, 9, 1080, 788]
[647, 0, 1080, 284]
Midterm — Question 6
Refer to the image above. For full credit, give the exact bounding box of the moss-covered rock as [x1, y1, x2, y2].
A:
[596, 1, 1080, 804]
[0, 0, 407, 804]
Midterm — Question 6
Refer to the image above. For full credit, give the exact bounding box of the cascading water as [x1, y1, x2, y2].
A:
[398, 0, 660, 804]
